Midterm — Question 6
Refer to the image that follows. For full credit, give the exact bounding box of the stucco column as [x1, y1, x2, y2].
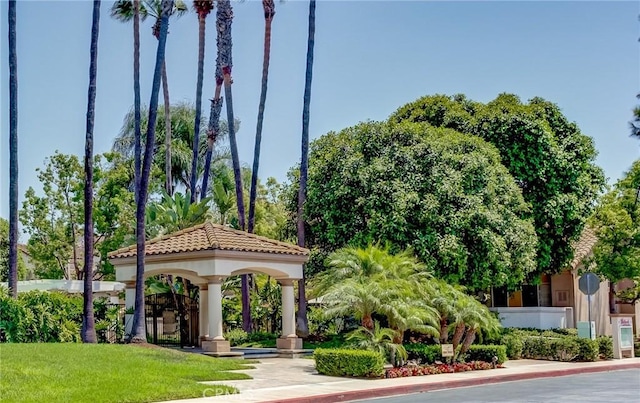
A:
[208, 276, 225, 340]
[124, 282, 135, 336]
[280, 280, 296, 338]
[198, 285, 209, 340]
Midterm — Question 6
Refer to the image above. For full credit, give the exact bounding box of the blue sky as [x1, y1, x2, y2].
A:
[1, 0, 639, 227]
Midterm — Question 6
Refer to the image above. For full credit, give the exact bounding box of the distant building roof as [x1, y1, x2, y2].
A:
[0, 279, 125, 294]
[570, 226, 598, 270]
[108, 222, 309, 260]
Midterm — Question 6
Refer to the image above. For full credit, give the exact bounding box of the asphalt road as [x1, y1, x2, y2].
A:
[355, 369, 640, 403]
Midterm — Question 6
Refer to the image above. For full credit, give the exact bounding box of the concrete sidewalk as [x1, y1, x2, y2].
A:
[166, 357, 640, 403]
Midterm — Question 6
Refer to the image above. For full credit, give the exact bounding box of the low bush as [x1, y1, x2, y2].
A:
[314, 348, 385, 378]
[405, 343, 442, 364]
[596, 336, 613, 360]
[500, 334, 523, 359]
[521, 336, 598, 362]
[225, 329, 248, 346]
[465, 345, 507, 364]
[0, 289, 83, 343]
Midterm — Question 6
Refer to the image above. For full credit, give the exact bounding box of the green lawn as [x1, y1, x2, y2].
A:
[0, 343, 253, 403]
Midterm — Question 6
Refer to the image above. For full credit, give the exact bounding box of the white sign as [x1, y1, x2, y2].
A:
[441, 344, 454, 357]
[612, 316, 635, 359]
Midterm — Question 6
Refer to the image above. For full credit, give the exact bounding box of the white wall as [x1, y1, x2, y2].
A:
[491, 307, 573, 329]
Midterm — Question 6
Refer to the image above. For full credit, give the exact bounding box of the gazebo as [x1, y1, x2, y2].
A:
[108, 222, 309, 354]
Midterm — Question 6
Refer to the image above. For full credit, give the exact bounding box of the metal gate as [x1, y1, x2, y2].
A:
[145, 293, 199, 347]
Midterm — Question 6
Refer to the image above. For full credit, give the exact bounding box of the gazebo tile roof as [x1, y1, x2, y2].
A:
[108, 222, 309, 259]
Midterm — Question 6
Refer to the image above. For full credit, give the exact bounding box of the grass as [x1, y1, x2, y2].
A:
[0, 343, 253, 403]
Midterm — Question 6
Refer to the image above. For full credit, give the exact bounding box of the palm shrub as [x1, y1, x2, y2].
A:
[346, 321, 407, 367]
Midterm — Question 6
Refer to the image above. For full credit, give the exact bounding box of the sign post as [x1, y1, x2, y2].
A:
[578, 273, 600, 339]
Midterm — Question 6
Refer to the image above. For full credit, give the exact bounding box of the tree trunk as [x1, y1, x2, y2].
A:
[451, 322, 465, 352]
[200, 73, 222, 200]
[130, 0, 173, 343]
[459, 328, 476, 355]
[248, 1, 275, 234]
[82, 0, 100, 344]
[8, 0, 18, 299]
[296, 0, 316, 338]
[439, 316, 449, 344]
[362, 313, 374, 330]
[133, 0, 142, 203]
[190, 14, 207, 203]
[162, 62, 172, 196]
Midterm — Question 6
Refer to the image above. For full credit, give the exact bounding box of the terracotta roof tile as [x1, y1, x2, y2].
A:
[108, 222, 309, 259]
[570, 226, 598, 269]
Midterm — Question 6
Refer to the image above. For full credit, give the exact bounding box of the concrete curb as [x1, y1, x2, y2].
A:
[266, 362, 640, 403]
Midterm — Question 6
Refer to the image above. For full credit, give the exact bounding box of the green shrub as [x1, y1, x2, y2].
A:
[551, 328, 578, 337]
[405, 344, 442, 364]
[314, 348, 385, 378]
[597, 336, 613, 359]
[501, 334, 523, 359]
[575, 338, 599, 362]
[465, 345, 507, 364]
[521, 336, 598, 362]
[0, 289, 83, 343]
[225, 329, 248, 346]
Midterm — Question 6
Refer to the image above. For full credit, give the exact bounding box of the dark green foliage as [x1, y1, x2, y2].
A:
[596, 336, 613, 360]
[405, 343, 443, 364]
[314, 348, 385, 378]
[521, 336, 598, 362]
[500, 334, 523, 359]
[298, 121, 537, 291]
[465, 345, 507, 364]
[0, 290, 83, 343]
[390, 94, 605, 277]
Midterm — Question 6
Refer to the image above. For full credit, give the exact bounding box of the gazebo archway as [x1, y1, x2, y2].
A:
[108, 222, 309, 354]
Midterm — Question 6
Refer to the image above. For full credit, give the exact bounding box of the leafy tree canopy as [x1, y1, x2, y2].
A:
[0, 217, 27, 282]
[589, 159, 640, 287]
[390, 94, 605, 276]
[298, 120, 537, 291]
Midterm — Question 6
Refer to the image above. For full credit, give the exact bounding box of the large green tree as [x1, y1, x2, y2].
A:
[0, 218, 27, 282]
[589, 160, 640, 302]
[19, 152, 135, 281]
[390, 94, 605, 277]
[296, 121, 537, 291]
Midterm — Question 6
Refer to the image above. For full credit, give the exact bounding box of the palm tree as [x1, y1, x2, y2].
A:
[189, 1, 214, 203]
[459, 304, 500, 356]
[112, 102, 232, 191]
[110, 0, 145, 200]
[346, 321, 408, 367]
[247, 0, 276, 233]
[130, 0, 173, 343]
[7, 0, 18, 298]
[296, 0, 316, 336]
[111, 0, 187, 196]
[82, 0, 101, 344]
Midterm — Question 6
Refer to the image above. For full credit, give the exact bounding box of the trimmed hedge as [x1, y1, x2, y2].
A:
[465, 345, 507, 364]
[521, 336, 598, 362]
[596, 336, 613, 360]
[405, 344, 442, 364]
[500, 334, 523, 359]
[314, 348, 385, 378]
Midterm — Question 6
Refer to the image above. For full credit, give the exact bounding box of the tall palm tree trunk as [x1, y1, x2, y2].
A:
[247, 0, 275, 234]
[190, 4, 212, 203]
[130, 0, 173, 343]
[7, 0, 18, 299]
[82, 0, 101, 344]
[296, 0, 316, 337]
[133, 0, 142, 201]
[200, 68, 222, 200]
[162, 63, 172, 195]
[217, 0, 251, 333]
